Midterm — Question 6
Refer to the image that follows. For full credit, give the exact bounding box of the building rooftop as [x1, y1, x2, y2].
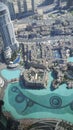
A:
[0, 77, 4, 88]
[22, 67, 48, 88]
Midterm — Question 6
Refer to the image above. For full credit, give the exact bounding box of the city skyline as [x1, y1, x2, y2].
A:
[0, 1, 73, 130]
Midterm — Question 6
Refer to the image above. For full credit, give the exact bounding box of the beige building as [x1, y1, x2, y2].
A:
[21, 67, 48, 89]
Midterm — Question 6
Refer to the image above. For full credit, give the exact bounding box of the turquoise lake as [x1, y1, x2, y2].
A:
[1, 57, 73, 122]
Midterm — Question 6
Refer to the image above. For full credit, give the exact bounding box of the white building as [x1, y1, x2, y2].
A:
[0, 77, 4, 87]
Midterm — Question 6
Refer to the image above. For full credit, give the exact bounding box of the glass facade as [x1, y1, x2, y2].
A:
[0, 2, 18, 54]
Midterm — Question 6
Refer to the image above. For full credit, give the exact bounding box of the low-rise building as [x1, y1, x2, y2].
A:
[21, 67, 48, 89]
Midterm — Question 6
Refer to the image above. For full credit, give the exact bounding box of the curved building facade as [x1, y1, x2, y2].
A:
[0, 2, 19, 59]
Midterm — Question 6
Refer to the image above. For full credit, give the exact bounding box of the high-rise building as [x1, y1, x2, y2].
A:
[7, 1, 15, 19]
[0, 0, 7, 4]
[17, 0, 27, 14]
[0, 0, 44, 19]
[54, 0, 61, 7]
[8, 0, 30, 18]
[57, 0, 61, 7]
[31, 0, 35, 12]
[0, 2, 19, 59]
[67, 0, 73, 7]
[26, 0, 32, 12]
[13, 0, 19, 15]
[17, 0, 22, 14]
[23, 0, 27, 12]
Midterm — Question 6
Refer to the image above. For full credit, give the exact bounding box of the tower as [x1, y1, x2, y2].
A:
[67, 0, 73, 8]
[58, 0, 61, 7]
[23, 0, 27, 13]
[0, 2, 19, 59]
[0, 0, 7, 4]
[7, 1, 15, 19]
[31, 0, 35, 12]
[17, 0, 22, 14]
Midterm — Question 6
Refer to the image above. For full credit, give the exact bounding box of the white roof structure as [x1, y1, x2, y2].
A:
[0, 77, 4, 87]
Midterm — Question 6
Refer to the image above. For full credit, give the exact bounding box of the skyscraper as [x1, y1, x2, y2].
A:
[23, 0, 27, 13]
[0, 0, 7, 4]
[7, 1, 15, 19]
[67, 0, 73, 8]
[17, 0, 22, 14]
[0, 2, 19, 59]
[0, 0, 44, 19]
[57, 0, 61, 7]
[31, 0, 35, 12]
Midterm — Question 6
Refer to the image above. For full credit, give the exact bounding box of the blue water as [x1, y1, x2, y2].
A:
[67, 57, 73, 62]
[2, 71, 73, 123]
[2, 56, 73, 122]
[1, 69, 20, 80]
[13, 54, 20, 64]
